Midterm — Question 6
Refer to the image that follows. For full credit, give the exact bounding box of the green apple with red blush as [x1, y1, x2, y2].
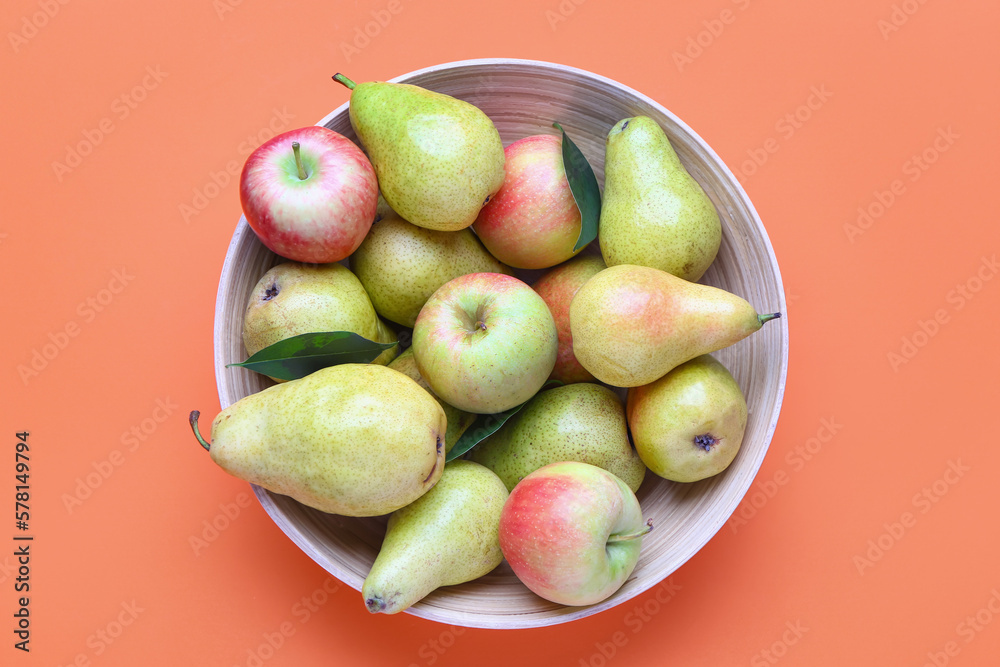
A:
[412, 272, 558, 414]
[473, 134, 584, 269]
[498, 461, 652, 606]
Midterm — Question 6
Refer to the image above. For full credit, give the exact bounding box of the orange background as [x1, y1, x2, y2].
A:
[4, 0, 999, 665]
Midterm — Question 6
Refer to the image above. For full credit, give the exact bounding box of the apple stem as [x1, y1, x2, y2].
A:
[332, 73, 356, 90]
[189, 411, 211, 452]
[758, 312, 782, 326]
[607, 519, 653, 544]
[291, 142, 308, 180]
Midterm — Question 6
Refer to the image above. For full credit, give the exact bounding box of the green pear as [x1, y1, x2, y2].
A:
[469, 383, 645, 492]
[388, 348, 476, 453]
[189, 364, 446, 516]
[243, 262, 397, 367]
[351, 213, 508, 327]
[627, 355, 747, 482]
[362, 460, 508, 614]
[333, 73, 505, 232]
[374, 192, 396, 223]
[570, 264, 780, 387]
[599, 116, 721, 281]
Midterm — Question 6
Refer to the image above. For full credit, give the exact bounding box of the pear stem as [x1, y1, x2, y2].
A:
[332, 73, 356, 90]
[291, 142, 308, 180]
[758, 312, 782, 326]
[189, 411, 211, 452]
[607, 519, 653, 544]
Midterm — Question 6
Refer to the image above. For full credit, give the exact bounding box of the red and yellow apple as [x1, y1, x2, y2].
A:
[532, 254, 606, 384]
[499, 461, 651, 606]
[239, 125, 378, 263]
[472, 134, 583, 269]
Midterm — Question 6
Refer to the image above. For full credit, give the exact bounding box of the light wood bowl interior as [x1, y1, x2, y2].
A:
[213, 58, 788, 629]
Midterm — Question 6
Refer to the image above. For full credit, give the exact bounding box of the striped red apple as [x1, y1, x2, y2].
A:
[239, 125, 378, 263]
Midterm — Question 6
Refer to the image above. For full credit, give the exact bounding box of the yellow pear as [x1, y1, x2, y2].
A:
[243, 262, 397, 368]
[570, 264, 779, 387]
[334, 74, 505, 231]
[470, 383, 645, 492]
[599, 116, 721, 281]
[362, 461, 507, 614]
[351, 213, 507, 327]
[190, 364, 445, 516]
[627, 355, 747, 482]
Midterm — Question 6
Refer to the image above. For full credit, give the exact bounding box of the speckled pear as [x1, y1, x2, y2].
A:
[362, 460, 508, 614]
[351, 212, 508, 327]
[334, 74, 505, 231]
[599, 116, 721, 281]
[570, 265, 780, 387]
[189, 364, 446, 517]
[627, 355, 747, 482]
[470, 383, 645, 492]
[243, 262, 397, 368]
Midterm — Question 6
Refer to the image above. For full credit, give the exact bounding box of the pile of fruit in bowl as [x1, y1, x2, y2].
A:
[192, 62, 782, 620]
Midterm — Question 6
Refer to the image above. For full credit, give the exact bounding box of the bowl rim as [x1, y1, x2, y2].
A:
[214, 57, 789, 629]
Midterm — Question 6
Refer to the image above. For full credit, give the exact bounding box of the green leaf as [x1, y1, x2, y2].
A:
[446, 380, 563, 462]
[554, 122, 601, 252]
[227, 331, 396, 381]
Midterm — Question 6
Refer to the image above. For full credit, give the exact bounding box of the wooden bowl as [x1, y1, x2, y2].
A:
[214, 58, 788, 629]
